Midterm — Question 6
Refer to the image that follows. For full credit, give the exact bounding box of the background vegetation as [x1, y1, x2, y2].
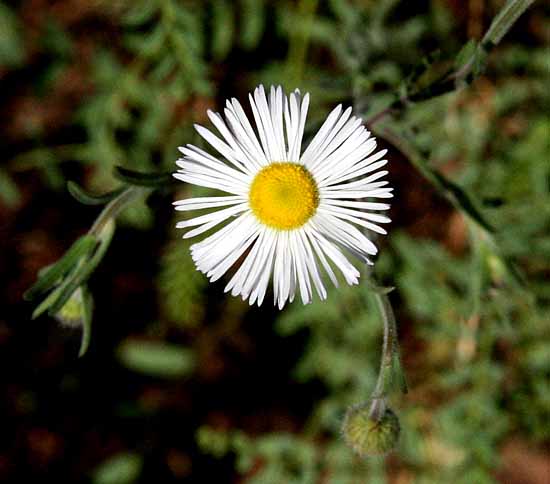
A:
[1, 0, 548, 482]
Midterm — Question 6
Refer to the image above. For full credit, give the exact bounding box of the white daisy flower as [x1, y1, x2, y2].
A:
[173, 85, 392, 309]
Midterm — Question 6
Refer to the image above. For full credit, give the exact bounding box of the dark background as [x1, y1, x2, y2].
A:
[1, 1, 549, 483]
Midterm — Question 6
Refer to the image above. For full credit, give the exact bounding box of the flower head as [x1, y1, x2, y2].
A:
[342, 400, 401, 457]
[173, 85, 392, 308]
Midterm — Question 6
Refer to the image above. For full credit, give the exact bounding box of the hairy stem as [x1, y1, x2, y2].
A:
[285, 0, 318, 85]
[89, 186, 149, 237]
[372, 291, 402, 398]
[365, 0, 535, 128]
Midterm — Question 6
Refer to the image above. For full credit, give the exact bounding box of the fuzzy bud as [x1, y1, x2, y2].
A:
[342, 399, 400, 457]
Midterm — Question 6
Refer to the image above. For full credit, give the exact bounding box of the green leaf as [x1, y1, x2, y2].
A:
[157, 242, 207, 327]
[68, 181, 125, 206]
[0, 168, 21, 207]
[123, 25, 165, 58]
[364, 279, 395, 295]
[391, 127, 494, 234]
[41, 18, 73, 58]
[93, 452, 143, 484]
[431, 171, 495, 233]
[0, 3, 25, 67]
[120, 1, 158, 27]
[117, 340, 195, 379]
[239, 0, 265, 50]
[211, 0, 235, 60]
[78, 286, 94, 357]
[47, 220, 115, 316]
[454, 39, 477, 71]
[482, 0, 536, 48]
[24, 235, 97, 301]
[32, 285, 64, 320]
[113, 166, 173, 187]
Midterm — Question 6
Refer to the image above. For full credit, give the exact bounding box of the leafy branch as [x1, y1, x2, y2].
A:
[340, 0, 535, 456]
[25, 176, 152, 356]
[362, 0, 535, 285]
[366, 0, 536, 128]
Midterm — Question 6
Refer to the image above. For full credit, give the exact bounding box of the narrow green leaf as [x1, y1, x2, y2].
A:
[482, 0, 536, 47]
[0, 3, 25, 67]
[396, 126, 493, 232]
[454, 39, 477, 71]
[32, 285, 63, 320]
[239, 0, 265, 50]
[47, 220, 115, 316]
[391, 351, 409, 395]
[0, 168, 21, 207]
[68, 181, 126, 206]
[212, 0, 235, 60]
[364, 279, 395, 295]
[120, 1, 158, 27]
[113, 166, 173, 187]
[432, 171, 495, 233]
[24, 235, 97, 301]
[78, 286, 94, 357]
[117, 340, 195, 379]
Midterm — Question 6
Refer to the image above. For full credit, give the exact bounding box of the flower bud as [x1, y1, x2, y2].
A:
[342, 399, 400, 457]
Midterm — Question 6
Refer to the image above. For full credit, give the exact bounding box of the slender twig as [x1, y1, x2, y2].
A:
[364, 0, 535, 130]
[481, 0, 536, 48]
[365, 103, 397, 129]
[89, 186, 149, 237]
[285, 0, 319, 85]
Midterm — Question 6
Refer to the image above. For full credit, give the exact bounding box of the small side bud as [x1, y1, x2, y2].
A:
[54, 285, 94, 357]
[342, 399, 400, 457]
[55, 287, 85, 328]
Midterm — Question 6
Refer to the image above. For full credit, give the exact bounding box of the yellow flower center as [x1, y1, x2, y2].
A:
[249, 162, 319, 230]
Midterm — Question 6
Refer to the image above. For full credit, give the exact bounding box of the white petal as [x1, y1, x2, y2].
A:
[300, 104, 343, 165]
[269, 86, 286, 161]
[173, 195, 245, 210]
[289, 231, 312, 304]
[177, 203, 247, 229]
[289, 91, 309, 162]
[322, 200, 391, 212]
[321, 150, 388, 186]
[206, 110, 258, 174]
[193, 124, 250, 173]
[313, 136, 377, 183]
[176, 153, 250, 185]
[296, 230, 327, 300]
[304, 225, 338, 288]
[173, 172, 247, 196]
[308, 224, 361, 285]
[306, 109, 357, 172]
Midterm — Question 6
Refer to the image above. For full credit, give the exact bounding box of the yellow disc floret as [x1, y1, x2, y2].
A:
[249, 162, 319, 230]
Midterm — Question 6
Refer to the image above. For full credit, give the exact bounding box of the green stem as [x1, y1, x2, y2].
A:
[365, 0, 535, 128]
[285, 0, 318, 85]
[482, 0, 536, 48]
[89, 186, 149, 237]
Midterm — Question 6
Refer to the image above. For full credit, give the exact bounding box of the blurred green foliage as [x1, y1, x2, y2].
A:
[117, 339, 195, 379]
[92, 452, 143, 484]
[3, 0, 549, 483]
